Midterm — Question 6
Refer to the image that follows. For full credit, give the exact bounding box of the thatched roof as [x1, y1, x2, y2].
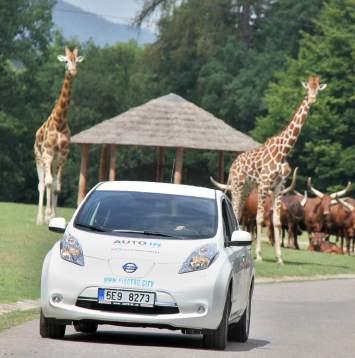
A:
[71, 93, 259, 152]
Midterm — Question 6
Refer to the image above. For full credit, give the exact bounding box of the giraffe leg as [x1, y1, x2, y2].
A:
[56, 165, 63, 194]
[231, 184, 244, 222]
[256, 186, 267, 262]
[52, 151, 69, 215]
[44, 159, 54, 223]
[230, 173, 247, 223]
[52, 164, 64, 217]
[36, 162, 45, 225]
[272, 182, 284, 264]
[51, 174, 58, 218]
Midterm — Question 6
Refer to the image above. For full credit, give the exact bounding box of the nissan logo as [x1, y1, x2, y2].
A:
[123, 262, 138, 273]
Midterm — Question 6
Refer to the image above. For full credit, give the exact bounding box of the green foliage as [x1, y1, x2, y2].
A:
[0, 113, 26, 200]
[196, 0, 323, 132]
[141, 0, 323, 135]
[142, 0, 262, 99]
[69, 41, 147, 134]
[0, 0, 54, 66]
[0, 0, 353, 204]
[253, 0, 355, 191]
[0, 1, 54, 202]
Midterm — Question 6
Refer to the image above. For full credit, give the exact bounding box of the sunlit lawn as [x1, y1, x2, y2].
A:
[0, 202, 354, 304]
[254, 233, 355, 277]
[0, 202, 74, 303]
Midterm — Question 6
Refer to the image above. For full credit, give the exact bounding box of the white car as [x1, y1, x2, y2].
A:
[40, 181, 254, 350]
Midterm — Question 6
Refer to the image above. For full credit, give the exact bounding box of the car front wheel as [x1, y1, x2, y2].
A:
[40, 310, 66, 339]
[203, 290, 230, 350]
[228, 287, 252, 342]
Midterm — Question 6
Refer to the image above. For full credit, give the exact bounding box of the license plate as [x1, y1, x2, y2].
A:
[98, 288, 155, 307]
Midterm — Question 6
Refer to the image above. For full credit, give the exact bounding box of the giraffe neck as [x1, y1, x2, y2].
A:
[49, 71, 74, 129]
[274, 96, 311, 158]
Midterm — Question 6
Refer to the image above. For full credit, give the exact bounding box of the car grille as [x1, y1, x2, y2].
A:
[76, 299, 179, 315]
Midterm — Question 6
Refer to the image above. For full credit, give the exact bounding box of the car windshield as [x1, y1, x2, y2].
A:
[74, 190, 218, 239]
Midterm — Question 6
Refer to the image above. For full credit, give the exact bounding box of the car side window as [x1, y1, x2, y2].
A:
[222, 199, 234, 244]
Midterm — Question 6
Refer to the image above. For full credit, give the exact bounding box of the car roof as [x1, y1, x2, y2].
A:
[96, 181, 216, 199]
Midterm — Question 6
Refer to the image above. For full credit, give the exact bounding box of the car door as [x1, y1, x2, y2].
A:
[221, 197, 245, 317]
[225, 198, 250, 310]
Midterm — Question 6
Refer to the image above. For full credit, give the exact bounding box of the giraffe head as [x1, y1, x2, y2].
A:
[301, 76, 327, 104]
[57, 47, 84, 76]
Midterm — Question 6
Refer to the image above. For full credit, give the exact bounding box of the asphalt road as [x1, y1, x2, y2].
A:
[1, 279, 355, 358]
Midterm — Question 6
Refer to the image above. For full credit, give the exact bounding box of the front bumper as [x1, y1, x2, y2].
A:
[41, 250, 231, 330]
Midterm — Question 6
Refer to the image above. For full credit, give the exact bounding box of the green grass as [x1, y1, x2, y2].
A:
[254, 238, 355, 277]
[0, 202, 74, 303]
[0, 202, 354, 305]
[0, 309, 39, 332]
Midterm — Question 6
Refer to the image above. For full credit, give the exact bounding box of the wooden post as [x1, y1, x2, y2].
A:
[109, 144, 117, 181]
[174, 147, 184, 184]
[156, 147, 165, 182]
[218, 151, 225, 183]
[77, 144, 90, 206]
[99, 144, 109, 181]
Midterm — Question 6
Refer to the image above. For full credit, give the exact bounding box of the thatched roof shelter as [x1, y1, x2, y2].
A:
[72, 93, 259, 204]
[72, 93, 258, 151]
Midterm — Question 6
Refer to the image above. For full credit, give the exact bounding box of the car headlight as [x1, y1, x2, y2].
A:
[60, 234, 84, 266]
[179, 244, 219, 274]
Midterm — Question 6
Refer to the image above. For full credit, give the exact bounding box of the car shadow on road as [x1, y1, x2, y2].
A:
[64, 330, 269, 352]
[226, 338, 269, 352]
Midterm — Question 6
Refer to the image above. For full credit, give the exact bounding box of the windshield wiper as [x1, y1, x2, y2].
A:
[112, 229, 177, 238]
[75, 223, 109, 232]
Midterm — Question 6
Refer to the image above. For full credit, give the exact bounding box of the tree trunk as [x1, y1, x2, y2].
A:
[109, 145, 117, 181]
[156, 147, 165, 182]
[99, 144, 109, 181]
[174, 147, 184, 184]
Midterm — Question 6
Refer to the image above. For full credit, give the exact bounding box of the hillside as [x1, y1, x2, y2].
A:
[53, 0, 156, 46]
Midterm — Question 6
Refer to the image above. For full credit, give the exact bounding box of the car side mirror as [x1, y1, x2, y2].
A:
[229, 230, 252, 246]
[48, 217, 67, 233]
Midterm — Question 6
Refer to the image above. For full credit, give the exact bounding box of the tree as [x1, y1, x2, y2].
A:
[142, 0, 268, 100]
[0, 0, 53, 65]
[196, 0, 324, 132]
[0, 0, 54, 202]
[253, 0, 355, 191]
[140, 0, 324, 134]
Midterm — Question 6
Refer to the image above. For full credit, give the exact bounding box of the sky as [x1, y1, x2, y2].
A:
[64, 0, 158, 29]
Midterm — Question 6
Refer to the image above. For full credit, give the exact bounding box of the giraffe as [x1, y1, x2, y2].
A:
[212, 76, 327, 263]
[34, 47, 84, 225]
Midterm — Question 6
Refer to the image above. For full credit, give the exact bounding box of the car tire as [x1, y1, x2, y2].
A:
[73, 321, 98, 334]
[203, 290, 230, 350]
[228, 287, 252, 342]
[40, 310, 66, 339]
